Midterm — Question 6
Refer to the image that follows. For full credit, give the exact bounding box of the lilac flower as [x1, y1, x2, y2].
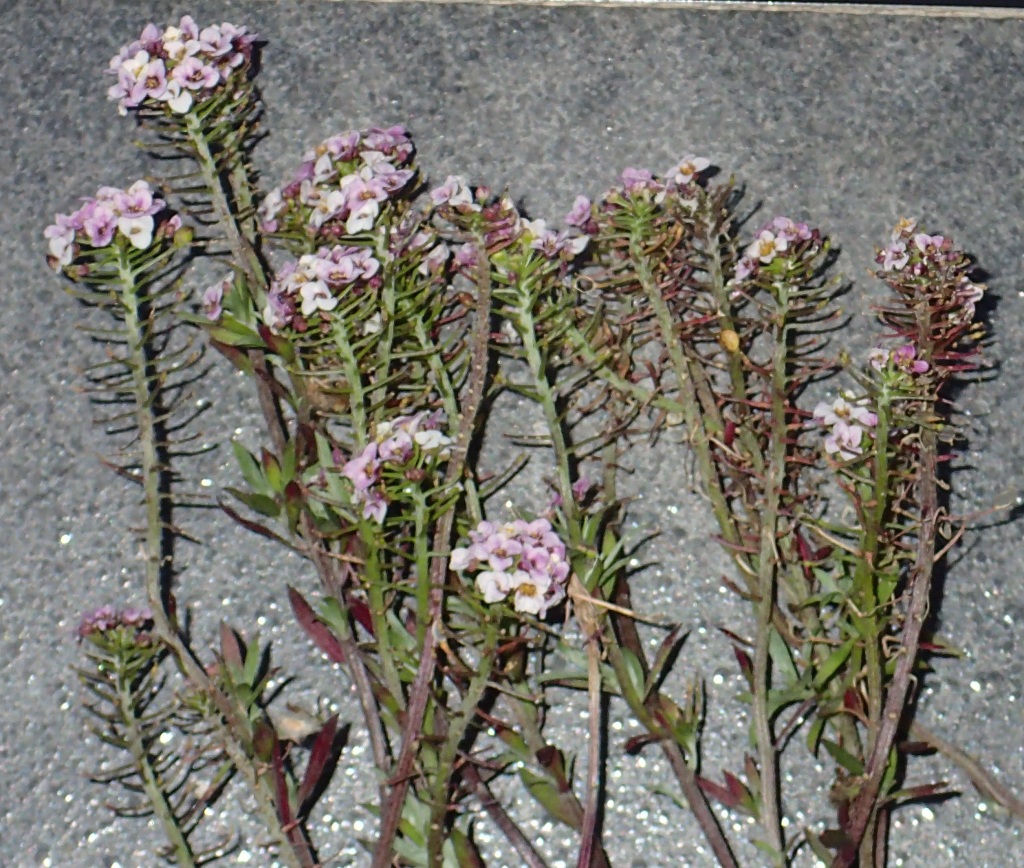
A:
[108, 17, 257, 115]
[668, 155, 711, 185]
[891, 344, 930, 374]
[733, 256, 756, 282]
[452, 243, 479, 274]
[509, 570, 554, 616]
[44, 216, 75, 270]
[953, 276, 985, 322]
[912, 233, 948, 256]
[363, 125, 413, 161]
[419, 241, 451, 276]
[891, 218, 917, 242]
[170, 57, 220, 91]
[130, 58, 169, 103]
[202, 276, 229, 321]
[571, 475, 593, 503]
[766, 216, 812, 245]
[430, 175, 475, 209]
[258, 188, 284, 232]
[881, 241, 910, 272]
[46, 181, 174, 268]
[299, 279, 336, 316]
[340, 172, 389, 233]
[323, 132, 361, 160]
[262, 287, 293, 332]
[620, 167, 655, 193]
[343, 443, 380, 493]
[476, 570, 515, 604]
[565, 195, 592, 228]
[120, 606, 154, 628]
[78, 605, 118, 637]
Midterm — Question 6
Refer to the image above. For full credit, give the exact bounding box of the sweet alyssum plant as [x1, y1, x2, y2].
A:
[49, 15, 1024, 868]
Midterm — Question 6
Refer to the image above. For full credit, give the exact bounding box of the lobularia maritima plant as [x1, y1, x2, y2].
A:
[47, 14, 1024, 868]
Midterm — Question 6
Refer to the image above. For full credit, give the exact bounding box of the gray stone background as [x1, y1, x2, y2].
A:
[1, 0, 1022, 864]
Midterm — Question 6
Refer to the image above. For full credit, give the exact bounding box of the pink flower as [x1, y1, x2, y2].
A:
[342, 443, 380, 492]
[912, 233, 947, 256]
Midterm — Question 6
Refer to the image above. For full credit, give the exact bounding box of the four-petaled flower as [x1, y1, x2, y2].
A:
[812, 392, 878, 461]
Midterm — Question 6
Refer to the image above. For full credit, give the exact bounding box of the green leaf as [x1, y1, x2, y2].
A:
[231, 440, 270, 496]
[519, 768, 579, 828]
[769, 626, 800, 687]
[813, 638, 855, 691]
[619, 647, 646, 700]
[806, 715, 826, 755]
[224, 487, 280, 518]
[822, 739, 865, 776]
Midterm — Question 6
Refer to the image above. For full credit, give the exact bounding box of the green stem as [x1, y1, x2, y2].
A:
[184, 112, 266, 297]
[117, 250, 309, 868]
[425, 621, 499, 866]
[518, 300, 577, 534]
[750, 287, 790, 865]
[372, 236, 493, 868]
[632, 238, 742, 560]
[116, 664, 196, 867]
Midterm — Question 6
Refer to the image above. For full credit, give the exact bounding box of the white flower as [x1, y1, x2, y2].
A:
[414, 429, 452, 454]
[118, 215, 154, 250]
[509, 570, 552, 616]
[475, 570, 512, 604]
[299, 280, 337, 316]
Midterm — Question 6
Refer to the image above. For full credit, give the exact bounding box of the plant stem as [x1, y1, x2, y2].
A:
[425, 621, 498, 866]
[750, 292, 789, 864]
[909, 721, 1024, 822]
[602, 640, 738, 868]
[117, 251, 310, 868]
[833, 314, 942, 867]
[463, 764, 549, 868]
[116, 664, 196, 867]
[372, 237, 493, 867]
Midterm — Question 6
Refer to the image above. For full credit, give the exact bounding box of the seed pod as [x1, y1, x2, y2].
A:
[719, 328, 740, 353]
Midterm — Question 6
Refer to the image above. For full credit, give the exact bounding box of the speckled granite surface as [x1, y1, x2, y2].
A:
[1, 1, 1022, 865]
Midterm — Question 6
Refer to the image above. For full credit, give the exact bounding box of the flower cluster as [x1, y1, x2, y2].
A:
[868, 343, 930, 376]
[595, 156, 711, 209]
[263, 245, 383, 331]
[449, 518, 570, 617]
[429, 177, 589, 266]
[812, 392, 878, 461]
[77, 605, 154, 641]
[107, 16, 257, 115]
[340, 412, 452, 523]
[733, 216, 816, 282]
[877, 221, 985, 326]
[259, 128, 415, 238]
[45, 181, 180, 271]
